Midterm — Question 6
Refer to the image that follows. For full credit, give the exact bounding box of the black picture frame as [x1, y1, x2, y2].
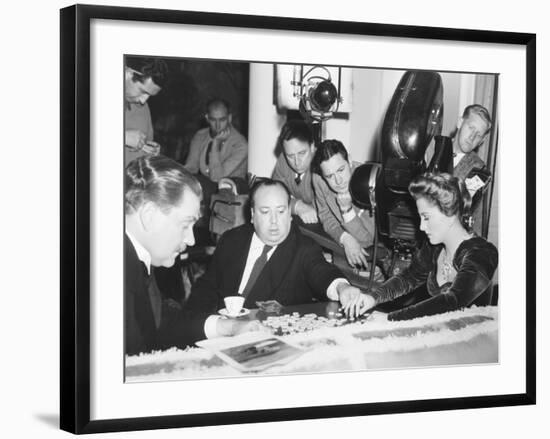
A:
[60, 4, 536, 434]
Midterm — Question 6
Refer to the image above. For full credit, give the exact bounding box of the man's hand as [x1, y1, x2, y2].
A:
[335, 191, 353, 213]
[342, 293, 377, 319]
[125, 129, 147, 151]
[208, 128, 231, 163]
[214, 127, 231, 143]
[295, 200, 318, 224]
[336, 283, 361, 307]
[341, 233, 368, 268]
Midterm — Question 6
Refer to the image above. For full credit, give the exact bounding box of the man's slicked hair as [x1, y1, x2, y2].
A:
[277, 119, 314, 149]
[311, 139, 349, 175]
[125, 56, 168, 88]
[125, 155, 202, 214]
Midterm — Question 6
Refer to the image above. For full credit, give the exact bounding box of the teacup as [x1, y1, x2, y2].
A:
[224, 296, 245, 317]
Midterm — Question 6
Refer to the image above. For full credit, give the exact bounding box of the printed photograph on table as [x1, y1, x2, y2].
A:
[123, 56, 500, 382]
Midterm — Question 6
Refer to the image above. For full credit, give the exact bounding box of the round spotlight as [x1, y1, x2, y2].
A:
[309, 80, 338, 112]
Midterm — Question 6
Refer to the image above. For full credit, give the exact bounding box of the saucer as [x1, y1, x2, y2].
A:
[218, 308, 250, 318]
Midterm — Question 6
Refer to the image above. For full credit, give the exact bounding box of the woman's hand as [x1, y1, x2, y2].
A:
[341, 233, 368, 268]
[342, 293, 377, 319]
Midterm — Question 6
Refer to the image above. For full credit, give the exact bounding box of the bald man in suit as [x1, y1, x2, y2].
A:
[185, 179, 363, 339]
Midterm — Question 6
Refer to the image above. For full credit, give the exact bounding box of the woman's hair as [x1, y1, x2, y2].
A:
[311, 139, 349, 175]
[125, 155, 202, 214]
[409, 172, 472, 227]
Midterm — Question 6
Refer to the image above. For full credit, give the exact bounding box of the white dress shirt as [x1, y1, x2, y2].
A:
[204, 232, 347, 338]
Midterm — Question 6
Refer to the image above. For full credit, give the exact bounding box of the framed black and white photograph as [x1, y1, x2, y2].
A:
[60, 4, 535, 434]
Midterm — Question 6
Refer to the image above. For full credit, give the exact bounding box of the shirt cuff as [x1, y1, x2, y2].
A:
[339, 231, 351, 245]
[204, 315, 221, 339]
[326, 278, 349, 301]
[342, 208, 357, 223]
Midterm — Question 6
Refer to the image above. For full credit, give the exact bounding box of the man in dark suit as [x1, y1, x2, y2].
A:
[125, 155, 254, 355]
[185, 179, 363, 340]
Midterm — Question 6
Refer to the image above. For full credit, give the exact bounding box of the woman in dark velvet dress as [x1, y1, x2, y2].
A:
[345, 172, 498, 321]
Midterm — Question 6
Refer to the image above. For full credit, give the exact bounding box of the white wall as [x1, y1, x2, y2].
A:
[248, 63, 286, 177]
[251, 66, 469, 175]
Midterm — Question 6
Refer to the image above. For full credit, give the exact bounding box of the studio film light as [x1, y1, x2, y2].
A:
[291, 65, 343, 122]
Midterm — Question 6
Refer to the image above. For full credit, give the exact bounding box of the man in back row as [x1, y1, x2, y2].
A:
[451, 104, 493, 200]
[124, 56, 168, 166]
[185, 98, 248, 192]
[272, 120, 318, 224]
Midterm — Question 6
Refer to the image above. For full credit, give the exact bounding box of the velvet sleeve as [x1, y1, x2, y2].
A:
[370, 241, 434, 304]
[388, 239, 498, 321]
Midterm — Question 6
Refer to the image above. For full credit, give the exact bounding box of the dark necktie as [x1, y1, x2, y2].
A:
[295, 174, 302, 185]
[241, 244, 273, 298]
[205, 140, 213, 166]
[147, 267, 162, 329]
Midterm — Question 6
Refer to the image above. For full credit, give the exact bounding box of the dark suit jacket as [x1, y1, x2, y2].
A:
[125, 234, 200, 355]
[453, 151, 487, 181]
[185, 223, 344, 320]
[370, 236, 498, 321]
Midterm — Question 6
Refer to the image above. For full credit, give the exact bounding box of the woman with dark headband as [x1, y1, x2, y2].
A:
[344, 172, 498, 321]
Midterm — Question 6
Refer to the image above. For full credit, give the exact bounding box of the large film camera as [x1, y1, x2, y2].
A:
[350, 71, 450, 271]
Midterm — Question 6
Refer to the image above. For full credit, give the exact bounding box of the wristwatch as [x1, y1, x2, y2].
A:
[342, 205, 353, 214]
